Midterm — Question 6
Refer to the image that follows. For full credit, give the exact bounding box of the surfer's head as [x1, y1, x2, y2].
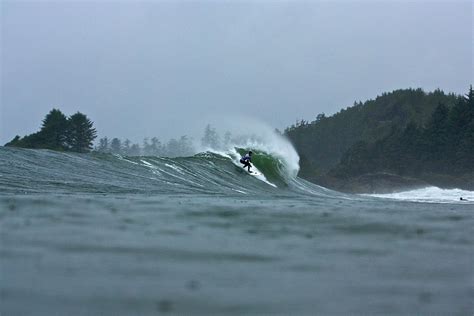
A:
[249, 151, 253, 156]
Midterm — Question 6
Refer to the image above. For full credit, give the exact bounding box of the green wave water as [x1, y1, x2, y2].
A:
[1, 146, 473, 315]
[0, 146, 337, 198]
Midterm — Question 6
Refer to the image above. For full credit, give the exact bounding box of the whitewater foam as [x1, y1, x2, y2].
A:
[365, 186, 474, 204]
[165, 163, 185, 175]
[198, 120, 300, 179]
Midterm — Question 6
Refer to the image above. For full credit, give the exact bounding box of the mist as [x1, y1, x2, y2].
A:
[1, 0, 472, 144]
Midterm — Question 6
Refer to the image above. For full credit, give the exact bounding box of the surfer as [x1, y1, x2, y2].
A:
[240, 151, 252, 172]
[460, 197, 468, 201]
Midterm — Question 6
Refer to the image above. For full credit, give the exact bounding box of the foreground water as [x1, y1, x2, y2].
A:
[1, 147, 473, 315]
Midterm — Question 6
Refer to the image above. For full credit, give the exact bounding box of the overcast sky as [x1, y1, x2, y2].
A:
[1, 0, 472, 145]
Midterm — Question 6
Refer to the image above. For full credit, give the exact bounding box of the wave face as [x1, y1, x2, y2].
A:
[2, 146, 474, 315]
[2, 146, 473, 205]
[0, 146, 340, 199]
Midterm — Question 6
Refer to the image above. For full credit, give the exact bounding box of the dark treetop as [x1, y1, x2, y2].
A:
[5, 109, 97, 153]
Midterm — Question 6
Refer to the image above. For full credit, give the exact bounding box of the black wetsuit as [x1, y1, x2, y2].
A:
[240, 154, 252, 172]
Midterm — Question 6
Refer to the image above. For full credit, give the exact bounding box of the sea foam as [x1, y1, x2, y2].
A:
[365, 186, 474, 204]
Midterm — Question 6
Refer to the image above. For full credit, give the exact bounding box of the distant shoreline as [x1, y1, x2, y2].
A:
[310, 172, 474, 194]
[286, 86, 474, 194]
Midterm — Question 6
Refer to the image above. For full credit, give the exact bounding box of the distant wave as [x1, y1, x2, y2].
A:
[365, 187, 474, 204]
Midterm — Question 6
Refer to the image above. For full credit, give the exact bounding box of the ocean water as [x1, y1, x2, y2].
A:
[1, 146, 473, 315]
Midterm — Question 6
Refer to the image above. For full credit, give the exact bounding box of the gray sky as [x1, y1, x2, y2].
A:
[1, 0, 472, 145]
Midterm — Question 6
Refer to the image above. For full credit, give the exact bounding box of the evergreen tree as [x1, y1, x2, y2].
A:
[454, 86, 474, 168]
[110, 138, 122, 154]
[448, 96, 471, 145]
[65, 112, 97, 152]
[129, 143, 141, 156]
[466, 85, 474, 109]
[143, 138, 153, 156]
[40, 108, 69, 150]
[456, 120, 474, 168]
[97, 137, 109, 153]
[150, 137, 162, 156]
[396, 122, 422, 174]
[5, 136, 21, 147]
[316, 113, 326, 122]
[123, 139, 131, 155]
[424, 103, 449, 161]
[178, 135, 194, 156]
[166, 138, 180, 156]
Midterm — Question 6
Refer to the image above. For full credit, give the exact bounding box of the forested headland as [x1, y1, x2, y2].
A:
[5, 109, 97, 153]
[285, 87, 474, 192]
[4, 114, 226, 158]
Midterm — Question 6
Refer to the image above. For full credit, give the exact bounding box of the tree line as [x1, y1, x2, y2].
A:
[95, 136, 195, 157]
[4, 109, 244, 157]
[284, 88, 461, 180]
[331, 86, 474, 178]
[284, 86, 473, 188]
[95, 124, 247, 157]
[5, 109, 97, 152]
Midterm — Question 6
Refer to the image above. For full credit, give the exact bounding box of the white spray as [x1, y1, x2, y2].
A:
[195, 117, 300, 179]
[366, 187, 474, 204]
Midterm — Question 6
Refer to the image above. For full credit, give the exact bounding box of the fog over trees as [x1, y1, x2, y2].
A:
[95, 135, 195, 157]
[95, 124, 234, 157]
[94, 123, 267, 157]
[4, 108, 257, 158]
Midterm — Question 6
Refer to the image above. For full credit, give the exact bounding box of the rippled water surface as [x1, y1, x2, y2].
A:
[1, 147, 473, 315]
